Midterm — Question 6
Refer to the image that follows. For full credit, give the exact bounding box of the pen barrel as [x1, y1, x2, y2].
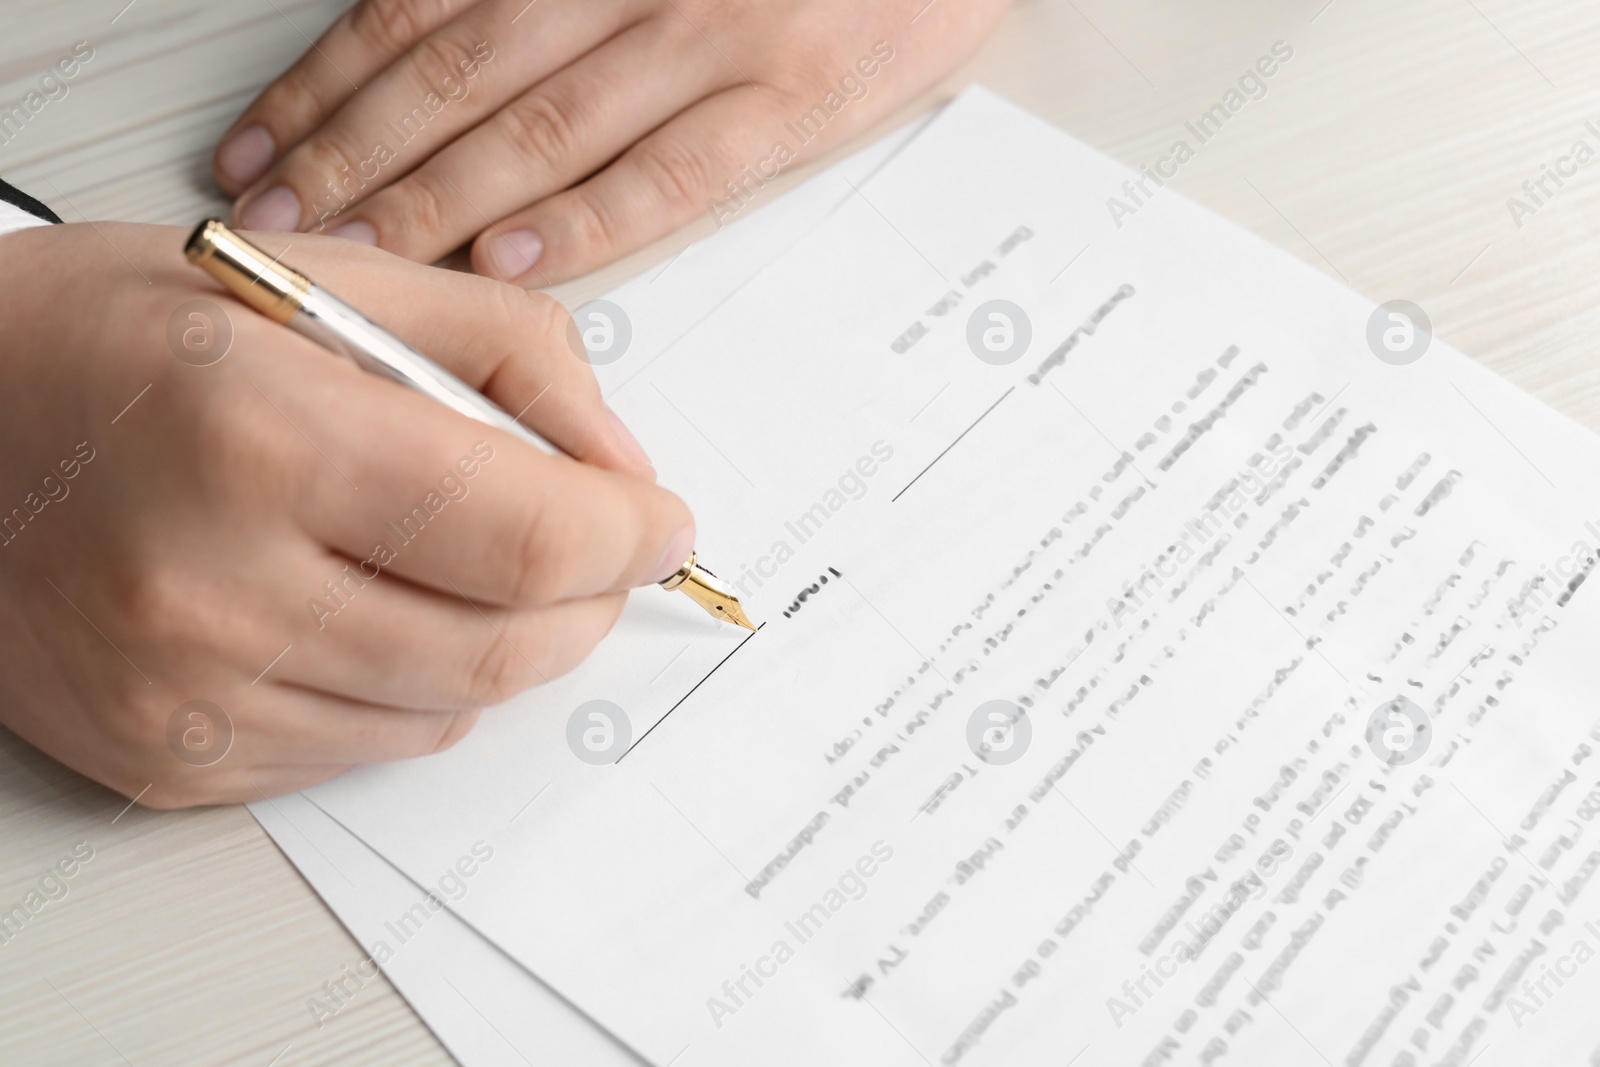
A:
[183, 221, 737, 608]
[293, 285, 558, 457]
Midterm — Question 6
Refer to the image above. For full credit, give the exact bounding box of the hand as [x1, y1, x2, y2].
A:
[213, 0, 1010, 284]
[0, 223, 690, 807]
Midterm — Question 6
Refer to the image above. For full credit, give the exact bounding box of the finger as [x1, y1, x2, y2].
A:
[274, 379, 696, 607]
[336, 17, 733, 265]
[241, 234, 654, 478]
[214, 0, 477, 194]
[238, 686, 481, 764]
[282, 551, 627, 709]
[230, 0, 640, 236]
[473, 85, 818, 284]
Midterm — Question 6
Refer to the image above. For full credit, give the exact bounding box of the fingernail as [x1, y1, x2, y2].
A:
[487, 228, 542, 279]
[327, 220, 377, 245]
[652, 526, 696, 585]
[217, 125, 275, 186]
[606, 405, 653, 470]
[239, 185, 302, 232]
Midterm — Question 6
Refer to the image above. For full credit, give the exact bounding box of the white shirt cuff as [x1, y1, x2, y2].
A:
[0, 199, 53, 237]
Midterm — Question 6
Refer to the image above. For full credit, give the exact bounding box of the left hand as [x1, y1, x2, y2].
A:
[213, 0, 1010, 285]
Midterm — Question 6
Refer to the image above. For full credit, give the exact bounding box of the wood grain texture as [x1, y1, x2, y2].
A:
[2, 0, 1597, 1063]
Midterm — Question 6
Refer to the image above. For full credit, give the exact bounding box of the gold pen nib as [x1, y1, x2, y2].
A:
[659, 553, 758, 631]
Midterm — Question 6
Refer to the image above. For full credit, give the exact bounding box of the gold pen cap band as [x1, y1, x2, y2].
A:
[659, 552, 758, 630]
[184, 219, 309, 324]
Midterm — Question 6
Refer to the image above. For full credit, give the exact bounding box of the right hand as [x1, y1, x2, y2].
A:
[0, 222, 692, 808]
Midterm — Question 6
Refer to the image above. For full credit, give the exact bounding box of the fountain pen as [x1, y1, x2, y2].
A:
[184, 219, 756, 631]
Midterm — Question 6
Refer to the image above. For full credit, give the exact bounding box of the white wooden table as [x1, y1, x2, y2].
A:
[3, 0, 1597, 1062]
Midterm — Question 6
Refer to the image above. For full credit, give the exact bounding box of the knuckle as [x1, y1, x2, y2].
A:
[547, 597, 625, 678]
[465, 633, 542, 705]
[635, 136, 726, 215]
[560, 189, 623, 259]
[521, 289, 603, 395]
[508, 504, 583, 605]
[110, 564, 193, 645]
[260, 70, 331, 128]
[488, 276, 539, 333]
[294, 135, 371, 197]
[449, 277, 533, 376]
[431, 708, 480, 754]
[346, 0, 443, 55]
[406, 32, 478, 97]
[509, 287, 576, 357]
[389, 172, 453, 236]
[497, 92, 581, 165]
[461, 284, 602, 403]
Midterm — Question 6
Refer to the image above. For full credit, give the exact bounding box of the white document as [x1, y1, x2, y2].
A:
[252, 790, 643, 1066]
[299, 88, 1600, 1065]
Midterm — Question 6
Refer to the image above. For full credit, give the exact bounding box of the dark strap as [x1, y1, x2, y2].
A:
[0, 177, 63, 224]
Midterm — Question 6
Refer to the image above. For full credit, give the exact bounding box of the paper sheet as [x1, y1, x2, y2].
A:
[252, 791, 642, 1066]
[295, 88, 1600, 1065]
